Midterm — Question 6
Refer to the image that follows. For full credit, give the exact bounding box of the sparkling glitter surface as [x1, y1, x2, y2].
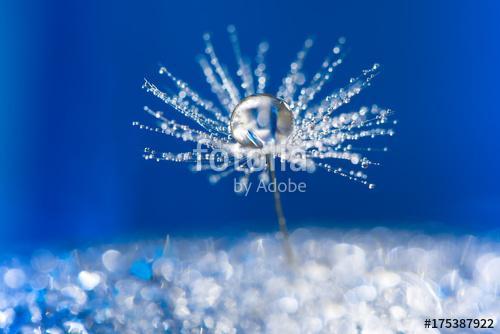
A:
[1, 229, 499, 333]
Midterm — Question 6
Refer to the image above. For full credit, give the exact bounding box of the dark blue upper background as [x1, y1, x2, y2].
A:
[1, 0, 499, 251]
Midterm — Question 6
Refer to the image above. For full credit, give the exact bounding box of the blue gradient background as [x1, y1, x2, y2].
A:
[1, 0, 499, 251]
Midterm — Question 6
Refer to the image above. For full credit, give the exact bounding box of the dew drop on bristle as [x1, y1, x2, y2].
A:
[230, 94, 294, 148]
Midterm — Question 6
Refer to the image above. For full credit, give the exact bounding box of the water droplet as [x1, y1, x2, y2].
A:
[368, 183, 376, 190]
[230, 94, 294, 148]
[209, 175, 220, 184]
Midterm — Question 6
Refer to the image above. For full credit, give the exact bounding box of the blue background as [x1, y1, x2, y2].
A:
[1, 0, 499, 251]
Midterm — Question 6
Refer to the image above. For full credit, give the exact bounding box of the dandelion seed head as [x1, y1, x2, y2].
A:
[136, 27, 396, 190]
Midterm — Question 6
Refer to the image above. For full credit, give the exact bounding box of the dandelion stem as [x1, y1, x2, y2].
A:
[266, 154, 294, 264]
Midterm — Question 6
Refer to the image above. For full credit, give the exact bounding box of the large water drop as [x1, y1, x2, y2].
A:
[230, 94, 294, 148]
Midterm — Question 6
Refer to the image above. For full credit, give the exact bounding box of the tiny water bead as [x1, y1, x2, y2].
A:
[230, 94, 294, 148]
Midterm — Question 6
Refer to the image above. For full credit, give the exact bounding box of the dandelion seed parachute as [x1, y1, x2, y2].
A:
[135, 26, 395, 190]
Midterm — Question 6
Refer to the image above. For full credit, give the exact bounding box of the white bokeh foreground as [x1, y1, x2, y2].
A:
[1, 228, 500, 333]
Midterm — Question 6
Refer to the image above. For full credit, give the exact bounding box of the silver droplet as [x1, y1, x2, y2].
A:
[230, 94, 294, 148]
